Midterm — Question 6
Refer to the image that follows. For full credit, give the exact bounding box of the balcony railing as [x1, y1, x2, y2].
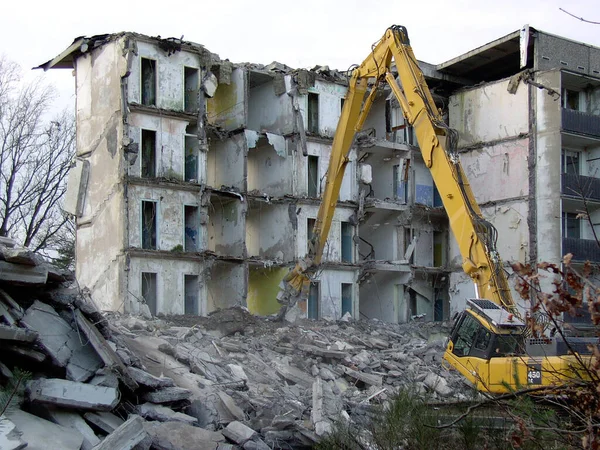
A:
[562, 237, 600, 262]
[562, 108, 600, 137]
[561, 172, 600, 202]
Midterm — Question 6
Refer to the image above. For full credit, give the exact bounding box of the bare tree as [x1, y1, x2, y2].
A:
[0, 56, 75, 264]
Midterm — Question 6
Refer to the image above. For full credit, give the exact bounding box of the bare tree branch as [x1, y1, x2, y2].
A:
[559, 7, 600, 25]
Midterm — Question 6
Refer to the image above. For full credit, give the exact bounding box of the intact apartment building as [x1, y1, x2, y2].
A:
[40, 25, 600, 323]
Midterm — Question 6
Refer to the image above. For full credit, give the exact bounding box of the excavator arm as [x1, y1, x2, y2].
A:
[277, 25, 517, 318]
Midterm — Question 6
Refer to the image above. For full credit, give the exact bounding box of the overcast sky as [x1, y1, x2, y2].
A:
[2, 0, 599, 113]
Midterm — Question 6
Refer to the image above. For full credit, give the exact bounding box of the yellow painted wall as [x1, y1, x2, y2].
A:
[247, 267, 287, 316]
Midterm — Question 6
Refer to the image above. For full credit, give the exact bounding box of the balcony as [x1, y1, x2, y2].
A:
[562, 237, 600, 262]
[561, 173, 600, 202]
[562, 108, 600, 138]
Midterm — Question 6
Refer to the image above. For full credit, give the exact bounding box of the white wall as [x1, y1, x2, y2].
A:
[315, 269, 357, 319]
[299, 80, 347, 138]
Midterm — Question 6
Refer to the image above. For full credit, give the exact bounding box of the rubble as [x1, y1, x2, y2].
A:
[0, 236, 466, 450]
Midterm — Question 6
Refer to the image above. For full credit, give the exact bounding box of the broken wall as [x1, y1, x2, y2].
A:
[247, 265, 288, 316]
[359, 212, 403, 261]
[449, 77, 529, 147]
[315, 269, 358, 319]
[127, 257, 207, 315]
[535, 70, 562, 265]
[128, 185, 206, 252]
[74, 40, 128, 312]
[246, 202, 295, 261]
[300, 80, 346, 138]
[128, 41, 203, 111]
[359, 272, 410, 322]
[246, 134, 294, 196]
[247, 74, 295, 135]
[207, 133, 246, 191]
[296, 205, 356, 262]
[207, 196, 246, 258]
[207, 69, 246, 131]
[207, 261, 247, 311]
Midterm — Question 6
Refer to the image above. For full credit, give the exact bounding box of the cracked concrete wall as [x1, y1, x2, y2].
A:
[413, 228, 434, 267]
[128, 185, 206, 251]
[247, 75, 295, 135]
[128, 113, 196, 181]
[207, 133, 247, 191]
[246, 203, 294, 262]
[297, 141, 356, 202]
[128, 257, 208, 315]
[207, 261, 247, 311]
[74, 39, 128, 312]
[207, 197, 245, 258]
[359, 218, 401, 262]
[450, 78, 528, 148]
[299, 80, 346, 138]
[247, 137, 293, 196]
[207, 69, 246, 131]
[128, 41, 203, 111]
[368, 157, 404, 200]
[535, 70, 562, 265]
[315, 269, 357, 319]
[296, 204, 356, 262]
[360, 272, 410, 323]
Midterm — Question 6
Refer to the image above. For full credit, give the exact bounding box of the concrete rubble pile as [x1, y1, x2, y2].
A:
[0, 237, 465, 450]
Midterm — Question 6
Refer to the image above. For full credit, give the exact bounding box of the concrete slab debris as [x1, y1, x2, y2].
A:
[1, 247, 39, 265]
[128, 366, 174, 388]
[341, 366, 383, 387]
[0, 324, 38, 342]
[141, 386, 192, 403]
[43, 408, 101, 450]
[217, 391, 245, 422]
[0, 416, 27, 450]
[144, 421, 225, 450]
[137, 402, 198, 424]
[26, 378, 119, 411]
[0, 260, 48, 285]
[222, 420, 256, 444]
[5, 409, 84, 450]
[91, 415, 148, 450]
[83, 411, 124, 434]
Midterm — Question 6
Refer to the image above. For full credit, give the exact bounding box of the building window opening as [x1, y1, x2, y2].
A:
[563, 212, 581, 239]
[142, 200, 157, 250]
[185, 135, 199, 182]
[561, 149, 580, 175]
[308, 155, 319, 197]
[184, 274, 199, 314]
[433, 231, 445, 267]
[184, 67, 199, 112]
[141, 58, 157, 106]
[341, 221, 353, 263]
[184, 205, 199, 252]
[340, 97, 345, 113]
[308, 282, 319, 319]
[341, 283, 352, 317]
[141, 130, 156, 178]
[141, 272, 157, 315]
[308, 93, 319, 134]
[562, 89, 580, 111]
[307, 218, 316, 254]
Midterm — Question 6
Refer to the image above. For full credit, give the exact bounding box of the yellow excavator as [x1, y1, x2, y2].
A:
[278, 25, 596, 394]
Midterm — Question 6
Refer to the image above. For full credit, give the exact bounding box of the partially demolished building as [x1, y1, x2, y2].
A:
[40, 25, 600, 323]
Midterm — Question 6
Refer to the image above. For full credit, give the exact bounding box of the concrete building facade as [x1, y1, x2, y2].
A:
[42, 25, 600, 324]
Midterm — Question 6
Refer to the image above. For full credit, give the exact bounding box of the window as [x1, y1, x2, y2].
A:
[562, 88, 580, 111]
[141, 58, 157, 106]
[308, 282, 319, 319]
[433, 231, 445, 267]
[141, 272, 157, 315]
[184, 67, 199, 112]
[341, 283, 352, 317]
[561, 149, 580, 175]
[142, 201, 157, 249]
[184, 275, 199, 314]
[452, 314, 480, 357]
[341, 222, 353, 263]
[184, 205, 199, 252]
[307, 218, 316, 253]
[307, 93, 319, 134]
[563, 212, 581, 239]
[340, 97, 345, 113]
[141, 130, 156, 178]
[308, 155, 319, 197]
[184, 135, 199, 182]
